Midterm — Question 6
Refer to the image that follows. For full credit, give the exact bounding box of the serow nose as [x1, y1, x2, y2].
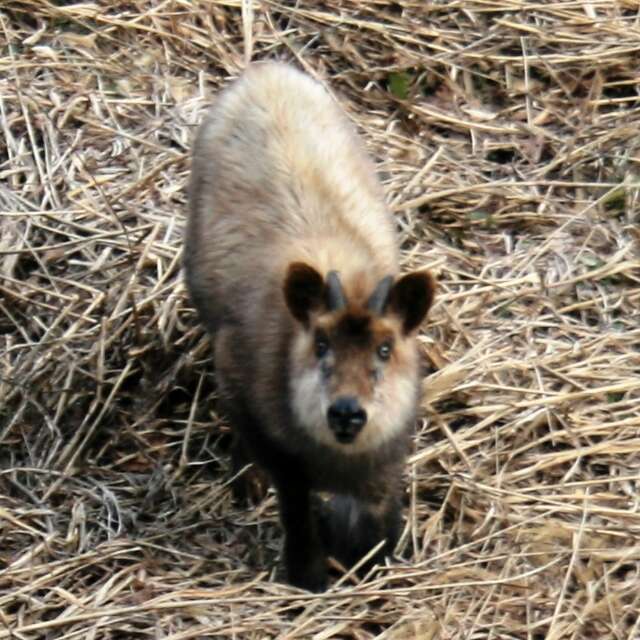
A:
[327, 396, 367, 444]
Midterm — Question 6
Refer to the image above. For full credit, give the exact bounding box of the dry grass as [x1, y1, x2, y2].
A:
[1, 0, 640, 638]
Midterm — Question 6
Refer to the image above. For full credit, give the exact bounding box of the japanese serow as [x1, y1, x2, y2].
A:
[184, 62, 435, 592]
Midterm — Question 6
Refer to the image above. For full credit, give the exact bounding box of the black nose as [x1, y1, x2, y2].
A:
[327, 396, 367, 444]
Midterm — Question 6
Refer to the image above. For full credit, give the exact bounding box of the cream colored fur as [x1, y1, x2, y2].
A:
[188, 62, 399, 311]
[187, 62, 420, 452]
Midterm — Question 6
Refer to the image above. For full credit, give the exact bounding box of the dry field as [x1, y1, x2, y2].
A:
[2, 1, 640, 638]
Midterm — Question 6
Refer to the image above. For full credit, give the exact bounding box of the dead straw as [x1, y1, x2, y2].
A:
[1, 1, 639, 638]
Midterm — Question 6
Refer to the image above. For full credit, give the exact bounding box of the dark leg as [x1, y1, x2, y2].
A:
[357, 491, 402, 570]
[215, 327, 269, 504]
[319, 488, 402, 575]
[275, 479, 327, 592]
[230, 432, 269, 505]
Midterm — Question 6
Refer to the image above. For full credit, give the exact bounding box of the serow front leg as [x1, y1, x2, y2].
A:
[319, 489, 402, 576]
[276, 480, 328, 592]
[230, 432, 269, 505]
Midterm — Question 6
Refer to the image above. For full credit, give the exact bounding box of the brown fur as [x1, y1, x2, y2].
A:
[185, 62, 435, 591]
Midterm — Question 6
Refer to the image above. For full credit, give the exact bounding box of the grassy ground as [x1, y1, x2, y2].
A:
[1, 1, 640, 638]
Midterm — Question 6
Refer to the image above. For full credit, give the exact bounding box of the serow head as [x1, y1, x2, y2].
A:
[284, 262, 435, 449]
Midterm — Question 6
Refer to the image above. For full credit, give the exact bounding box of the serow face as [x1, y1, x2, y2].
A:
[284, 263, 436, 451]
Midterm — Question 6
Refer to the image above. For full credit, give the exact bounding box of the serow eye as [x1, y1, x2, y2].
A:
[314, 333, 330, 359]
[377, 341, 392, 361]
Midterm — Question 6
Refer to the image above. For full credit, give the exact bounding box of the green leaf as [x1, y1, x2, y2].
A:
[469, 211, 495, 227]
[388, 71, 410, 100]
[579, 254, 605, 270]
[494, 300, 514, 318]
[602, 186, 626, 212]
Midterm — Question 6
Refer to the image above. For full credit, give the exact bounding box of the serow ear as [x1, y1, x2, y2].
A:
[284, 262, 325, 326]
[388, 271, 435, 334]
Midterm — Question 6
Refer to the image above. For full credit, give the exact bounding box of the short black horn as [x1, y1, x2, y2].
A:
[326, 270, 346, 311]
[367, 275, 394, 315]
